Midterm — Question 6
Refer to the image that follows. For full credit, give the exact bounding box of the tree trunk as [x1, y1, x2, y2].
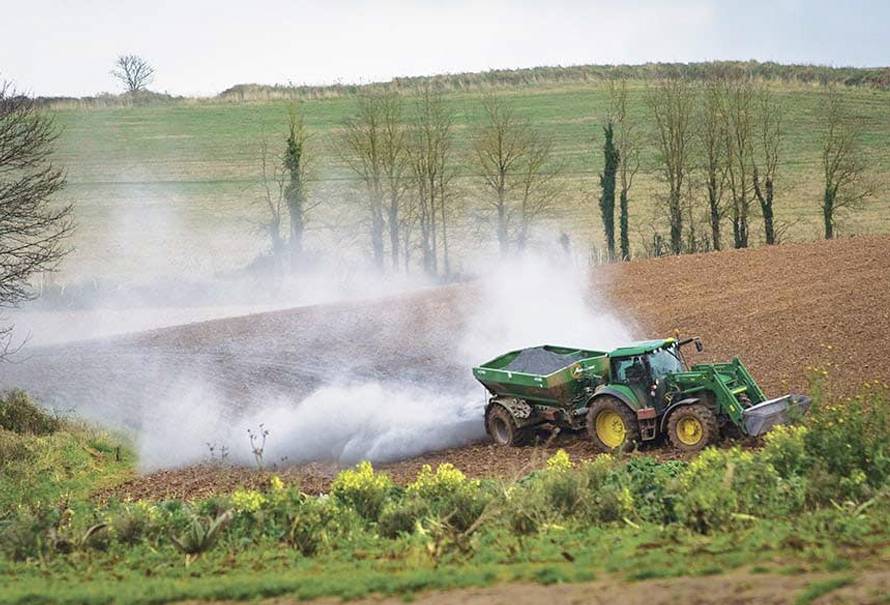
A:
[439, 185, 450, 277]
[823, 188, 835, 239]
[669, 188, 683, 255]
[388, 195, 400, 270]
[753, 171, 776, 245]
[732, 196, 749, 249]
[370, 197, 385, 269]
[496, 192, 509, 256]
[707, 176, 721, 252]
[619, 188, 630, 260]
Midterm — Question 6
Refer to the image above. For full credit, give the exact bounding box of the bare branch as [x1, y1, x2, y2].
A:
[0, 83, 73, 360]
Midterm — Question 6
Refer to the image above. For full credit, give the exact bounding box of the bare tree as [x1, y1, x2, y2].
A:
[648, 78, 697, 255]
[339, 92, 387, 269]
[378, 93, 410, 270]
[610, 79, 640, 260]
[753, 88, 783, 245]
[257, 139, 287, 257]
[0, 83, 74, 358]
[699, 77, 729, 251]
[111, 55, 155, 93]
[474, 94, 560, 255]
[723, 78, 756, 248]
[406, 85, 455, 276]
[475, 95, 526, 256]
[819, 87, 872, 239]
[516, 134, 562, 251]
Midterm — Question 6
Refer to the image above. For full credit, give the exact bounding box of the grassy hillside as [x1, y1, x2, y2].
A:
[51, 79, 890, 283]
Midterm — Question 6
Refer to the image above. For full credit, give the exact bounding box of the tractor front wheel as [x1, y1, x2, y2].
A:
[587, 396, 640, 453]
[666, 404, 718, 453]
[485, 405, 528, 447]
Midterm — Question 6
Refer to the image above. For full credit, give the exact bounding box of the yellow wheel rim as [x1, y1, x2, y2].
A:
[677, 416, 704, 446]
[595, 410, 626, 449]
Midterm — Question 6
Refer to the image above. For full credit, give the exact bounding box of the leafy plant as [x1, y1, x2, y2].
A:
[803, 387, 890, 503]
[407, 464, 489, 532]
[378, 498, 428, 539]
[170, 509, 233, 564]
[331, 461, 393, 521]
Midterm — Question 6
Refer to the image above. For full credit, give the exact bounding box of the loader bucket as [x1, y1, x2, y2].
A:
[741, 394, 812, 436]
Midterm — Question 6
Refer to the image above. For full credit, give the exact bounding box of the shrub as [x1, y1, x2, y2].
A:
[406, 464, 489, 532]
[0, 429, 29, 465]
[623, 456, 686, 524]
[577, 455, 634, 523]
[231, 488, 267, 514]
[408, 463, 469, 500]
[762, 425, 809, 478]
[378, 497, 428, 539]
[331, 461, 393, 521]
[506, 484, 544, 538]
[0, 506, 61, 561]
[286, 498, 345, 556]
[541, 467, 584, 518]
[406, 463, 493, 532]
[674, 447, 803, 533]
[803, 388, 890, 503]
[0, 390, 59, 436]
[109, 502, 157, 545]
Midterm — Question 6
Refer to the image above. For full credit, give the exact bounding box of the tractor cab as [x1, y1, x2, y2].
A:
[608, 338, 700, 410]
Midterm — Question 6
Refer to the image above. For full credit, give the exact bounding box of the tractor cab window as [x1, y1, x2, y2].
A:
[647, 346, 686, 379]
[614, 356, 648, 384]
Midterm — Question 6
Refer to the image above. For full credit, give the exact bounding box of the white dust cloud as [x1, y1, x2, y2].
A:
[133, 251, 634, 470]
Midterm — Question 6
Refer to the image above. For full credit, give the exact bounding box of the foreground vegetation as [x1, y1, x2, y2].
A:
[1, 382, 889, 603]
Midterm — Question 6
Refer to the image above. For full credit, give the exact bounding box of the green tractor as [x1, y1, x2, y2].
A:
[472, 337, 810, 452]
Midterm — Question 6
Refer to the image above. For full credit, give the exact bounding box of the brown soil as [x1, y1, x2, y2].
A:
[182, 568, 890, 605]
[96, 236, 890, 501]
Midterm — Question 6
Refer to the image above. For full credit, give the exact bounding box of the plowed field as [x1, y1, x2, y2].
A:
[82, 235, 890, 500]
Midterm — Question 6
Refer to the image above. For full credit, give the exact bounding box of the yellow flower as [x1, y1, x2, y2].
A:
[231, 488, 266, 513]
[407, 463, 469, 496]
[546, 449, 573, 472]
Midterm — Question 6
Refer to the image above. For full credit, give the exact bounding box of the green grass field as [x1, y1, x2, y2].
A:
[50, 80, 890, 283]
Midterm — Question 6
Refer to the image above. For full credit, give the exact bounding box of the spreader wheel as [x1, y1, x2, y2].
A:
[667, 404, 719, 453]
[485, 405, 528, 447]
[587, 396, 640, 453]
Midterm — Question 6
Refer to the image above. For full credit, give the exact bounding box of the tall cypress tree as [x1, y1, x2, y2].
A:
[283, 108, 306, 263]
[599, 122, 620, 260]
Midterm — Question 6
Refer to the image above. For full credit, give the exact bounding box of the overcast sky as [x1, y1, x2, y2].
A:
[3, 0, 888, 97]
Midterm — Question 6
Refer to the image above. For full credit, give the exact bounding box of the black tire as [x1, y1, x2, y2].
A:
[586, 396, 640, 453]
[666, 403, 719, 453]
[485, 405, 528, 447]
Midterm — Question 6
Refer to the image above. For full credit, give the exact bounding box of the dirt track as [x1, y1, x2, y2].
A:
[198, 568, 890, 605]
[84, 235, 890, 500]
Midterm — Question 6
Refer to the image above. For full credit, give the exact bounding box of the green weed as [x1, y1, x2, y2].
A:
[795, 576, 854, 605]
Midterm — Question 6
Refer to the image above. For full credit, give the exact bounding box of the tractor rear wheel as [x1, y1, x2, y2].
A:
[667, 404, 719, 453]
[587, 396, 640, 453]
[485, 405, 528, 447]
